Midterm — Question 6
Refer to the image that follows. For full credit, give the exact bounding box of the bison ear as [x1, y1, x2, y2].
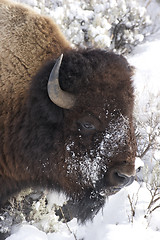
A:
[47, 54, 76, 109]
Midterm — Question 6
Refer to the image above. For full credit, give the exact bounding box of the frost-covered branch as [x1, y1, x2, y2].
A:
[17, 0, 152, 54]
[144, 186, 160, 218]
[127, 187, 141, 223]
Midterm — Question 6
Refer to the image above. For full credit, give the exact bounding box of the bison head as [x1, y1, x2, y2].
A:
[28, 49, 136, 222]
[46, 50, 136, 221]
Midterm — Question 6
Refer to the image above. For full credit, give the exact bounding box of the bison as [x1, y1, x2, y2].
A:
[0, 0, 136, 237]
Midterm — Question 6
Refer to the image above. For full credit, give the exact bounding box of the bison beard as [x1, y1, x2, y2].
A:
[60, 189, 106, 223]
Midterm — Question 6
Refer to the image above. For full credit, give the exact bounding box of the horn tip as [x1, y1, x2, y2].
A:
[59, 53, 63, 62]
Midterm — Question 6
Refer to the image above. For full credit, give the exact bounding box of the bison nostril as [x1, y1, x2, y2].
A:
[114, 171, 127, 183]
[113, 171, 134, 186]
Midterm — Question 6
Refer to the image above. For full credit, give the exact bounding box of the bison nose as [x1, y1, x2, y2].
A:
[113, 171, 134, 187]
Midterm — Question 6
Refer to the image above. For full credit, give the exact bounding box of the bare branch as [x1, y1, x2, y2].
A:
[60, 207, 78, 240]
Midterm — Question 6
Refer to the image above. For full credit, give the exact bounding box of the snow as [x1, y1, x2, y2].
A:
[135, 157, 144, 170]
[129, 37, 160, 97]
[65, 114, 130, 186]
[6, 183, 160, 240]
[3, 0, 160, 239]
[7, 225, 48, 240]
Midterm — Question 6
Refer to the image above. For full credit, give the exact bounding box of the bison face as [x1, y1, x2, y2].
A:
[46, 50, 136, 221]
[60, 104, 136, 222]
[65, 111, 135, 189]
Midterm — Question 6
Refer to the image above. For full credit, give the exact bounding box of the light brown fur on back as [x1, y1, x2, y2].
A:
[0, 0, 71, 103]
[0, 0, 71, 181]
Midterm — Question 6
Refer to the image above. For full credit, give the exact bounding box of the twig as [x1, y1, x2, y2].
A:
[128, 194, 135, 219]
[146, 0, 152, 8]
[59, 207, 78, 240]
[127, 187, 141, 223]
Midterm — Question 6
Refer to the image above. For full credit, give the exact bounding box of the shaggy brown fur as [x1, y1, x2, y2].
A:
[0, 0, 71, 106]
[0, 0, 136, 231]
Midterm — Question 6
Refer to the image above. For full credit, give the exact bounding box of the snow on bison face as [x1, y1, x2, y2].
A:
[65, 112, 135, 189]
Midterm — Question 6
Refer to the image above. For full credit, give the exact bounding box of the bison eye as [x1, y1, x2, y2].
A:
[81, 122, 95, 130]
[77, 117, 97, 134]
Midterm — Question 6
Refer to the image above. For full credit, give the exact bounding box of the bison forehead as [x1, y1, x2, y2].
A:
[65, 114, 131, 187]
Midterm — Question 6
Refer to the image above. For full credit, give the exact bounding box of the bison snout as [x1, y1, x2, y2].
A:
[113, 171, 134, 187]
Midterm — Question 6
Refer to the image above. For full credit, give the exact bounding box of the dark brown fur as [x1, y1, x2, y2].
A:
[0, 0, 136, 228]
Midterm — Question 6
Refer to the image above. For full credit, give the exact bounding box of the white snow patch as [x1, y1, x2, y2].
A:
[7, 225, 48, 240]
[135, 157, 144, 170]
[47, 191, 68, 210]
[128, 38, 160, 97]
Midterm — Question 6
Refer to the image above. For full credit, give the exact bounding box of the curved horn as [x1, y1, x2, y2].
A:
[47, 54, 76, 109]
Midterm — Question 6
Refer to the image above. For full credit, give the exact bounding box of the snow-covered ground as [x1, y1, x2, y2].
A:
[4, 0, 160, 239]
